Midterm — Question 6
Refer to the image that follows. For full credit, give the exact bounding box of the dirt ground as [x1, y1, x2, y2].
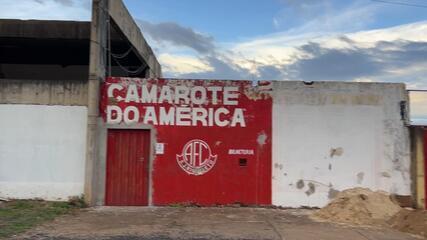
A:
[389, 209, 427, 238]
[13, 207, 425, 240]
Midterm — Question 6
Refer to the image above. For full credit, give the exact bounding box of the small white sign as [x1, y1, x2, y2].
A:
[228, 149, 254, 155]
[156, 143, 165, 154]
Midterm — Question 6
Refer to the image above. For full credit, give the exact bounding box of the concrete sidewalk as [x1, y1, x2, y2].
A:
[17, 207, 422, 240]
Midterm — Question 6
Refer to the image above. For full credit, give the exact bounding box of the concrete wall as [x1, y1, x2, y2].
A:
[0, 79, 87, 105]
[0, 104, 87, 200]
[272, 81, 410, 207]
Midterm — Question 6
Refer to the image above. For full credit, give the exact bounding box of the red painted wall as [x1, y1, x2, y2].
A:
[100, 77, 272, 206]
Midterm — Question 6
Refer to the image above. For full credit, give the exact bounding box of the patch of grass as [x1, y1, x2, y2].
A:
[168, 202, 201, 208]
[168, 203, 185, 208]
[0, 199, 82, 239]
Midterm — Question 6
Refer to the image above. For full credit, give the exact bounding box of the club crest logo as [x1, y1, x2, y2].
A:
[176, 139, 217, 175]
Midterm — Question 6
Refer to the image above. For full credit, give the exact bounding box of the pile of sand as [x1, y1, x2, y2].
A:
[388, 209, 427, 238]
[312, 188, 401, 225]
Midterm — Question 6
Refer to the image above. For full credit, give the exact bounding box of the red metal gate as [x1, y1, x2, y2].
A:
[105, 129, 150, 206]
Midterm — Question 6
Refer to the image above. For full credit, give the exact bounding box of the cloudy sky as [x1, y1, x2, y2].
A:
[0, 0, 426, 121]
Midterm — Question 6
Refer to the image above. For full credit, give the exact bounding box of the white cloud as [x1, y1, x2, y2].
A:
[346, 21, 427, 46]
[230, 20, 427, 67]
[158, 53, 213, 75]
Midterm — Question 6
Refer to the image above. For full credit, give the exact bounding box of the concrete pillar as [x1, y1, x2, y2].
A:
[84, 0, 161, 205]
[411, 126, 426, 209]
[84, 0, 108, 205]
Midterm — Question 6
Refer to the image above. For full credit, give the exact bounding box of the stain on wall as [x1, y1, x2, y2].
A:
[357, 172, 365, 184]
[257, 131, 267, 146]
[329, 147, 343, 158]
[296, 180, 305, 189]
[305, 182, 316, 196]
[274, 163, 283, 170]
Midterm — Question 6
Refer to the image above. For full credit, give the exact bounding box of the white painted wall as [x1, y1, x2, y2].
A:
[0, 104, 87, 200]
[272, 82, 411, 207]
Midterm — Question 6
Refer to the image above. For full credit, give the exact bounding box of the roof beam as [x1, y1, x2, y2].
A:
[107, 0, 161, 77]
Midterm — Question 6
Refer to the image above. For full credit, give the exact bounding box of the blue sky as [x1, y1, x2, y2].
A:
[0, 0, 426, 121]
[124, 0, 285, 42]
[125, 0, 427, 42]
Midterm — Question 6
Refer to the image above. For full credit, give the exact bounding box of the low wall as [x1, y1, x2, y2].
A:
[0, 104, 87, 200]
[272, 81, 411, 207]
[0, 78, 412, 206]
